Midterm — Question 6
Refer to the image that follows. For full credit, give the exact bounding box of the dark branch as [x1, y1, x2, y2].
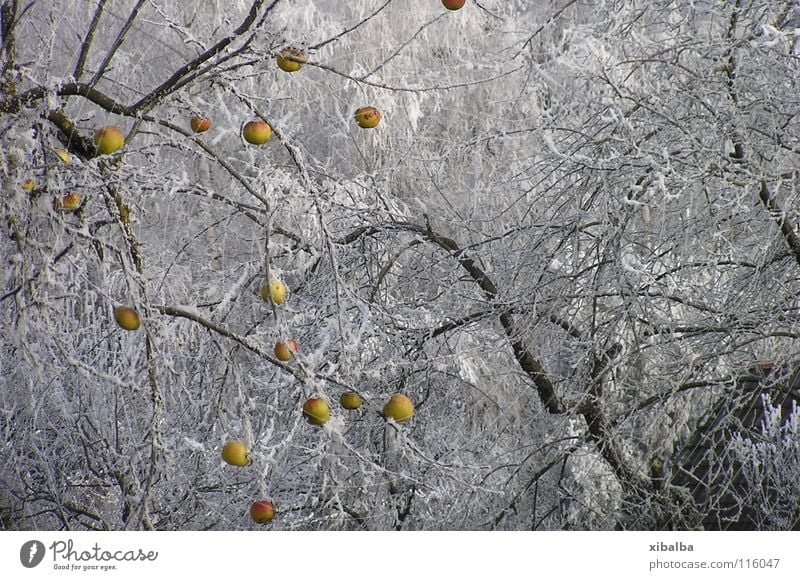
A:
[758, 180, 800, 270]
[131, 0, 274, 112]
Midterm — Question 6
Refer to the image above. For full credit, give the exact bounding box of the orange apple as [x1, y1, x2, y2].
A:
[302, 397, 331, 426]
[276, 47, 305, 72]
[274, 339, 298, 361]
[54, 192, 81, 211]
[221, 440, 250, 467]
[114, 306, 140, 331]
[242, 120, 272, 145]
[383, 393, 414, 422]
[260, 280, 287, 304]
[62, 192, 81, 210]
[250, 500, 276, 524]
[340, 391, 363, 410]
[354, 106, 381, 129]
[190, 116, 212, 133]
[94, 126, 125, 155]
[442, 0, 466, 9]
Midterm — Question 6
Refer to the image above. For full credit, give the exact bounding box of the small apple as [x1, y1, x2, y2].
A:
[274, 339, 299, 361]
[62, 192, 81, 210]
[383, 393, 414, 422]
[260, 280, 287, 305]
[114, 306, 140, 331]
[442, 0, 466, 9]
[21, 179, 36, 191]
[354, 106, 381, 129]
[340, 391, 363, 410]
[303, 397, 331, 426]
[55, 149, 72, 163]
[221, 440, 251, 467]
[276, 47, 305, 72]
[190, 116, 212, 133]
[250, 500, 276, 524]
[242, 120, 272, 145]
[94, 126, 125, 155]
[54, 192, 81, 211]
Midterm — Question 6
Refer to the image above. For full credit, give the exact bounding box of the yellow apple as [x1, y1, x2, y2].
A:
[260, 280, 287, 304]
[114, 306, 140, 331]
[274, 339, 298, 361]
[442, 0, 466, 9]
[276, 47, 305, 72]
[94, 126, 125, 155]
[21, 179, 36, 191]
[340, 391, 363, 410]
[62, 192, 81, 210]
[190, 116, 212, 133]
[242, 120, 272, 145]
[55, 149, 72, 163]
[250, 500, 276, 524]
[221, 440, 251, 467]
[54, 192, 81, 211]
[302, 397, 331, 426]
[354, 106, 381, 129]
[383, 393, 414, 422]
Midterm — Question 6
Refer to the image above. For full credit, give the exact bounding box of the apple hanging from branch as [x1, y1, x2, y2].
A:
[340, 391, 363, 410]
[274, 339, 299, 361]
[261, 280, 287, 305]
[354, 106, 381, 129]
[276, 47, 305, 72]
[190, 116, 212, 133]
[54, 192, 81, 212]
[114, 306, 140, 331]
[250, 500, 276, 524]
[302, 397, 331, 426]
[221, 440, 251, 467]
[242, 120, 272, 145]
[383, 394, 414, 422]
[442, 0, 466, 9]
[94, 126, 125, 155]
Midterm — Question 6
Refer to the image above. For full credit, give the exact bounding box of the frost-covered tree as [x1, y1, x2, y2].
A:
[1, 0, 799, 530]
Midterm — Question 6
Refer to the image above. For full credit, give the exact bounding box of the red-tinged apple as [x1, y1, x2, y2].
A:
[250, 500, 276, 524]
[354, 106, 381, 129]
[442, 0, 466, 9]
[383, 393, 414, 422]
[340, 391, 363, 410]
[261, 280, 287, 305]
[303, 397, 331, 426]
[276, 47, 305, 72]
[221, 440, 251, 467]
[114, 306, 140, 331]
[242, 120, 272, 145]
[190, 116, 212, 133]
[274, 339, 299, 361]
[94, 126, 125, 155]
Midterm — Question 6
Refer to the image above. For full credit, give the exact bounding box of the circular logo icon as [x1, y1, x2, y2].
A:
[20, 540, 46, 568]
